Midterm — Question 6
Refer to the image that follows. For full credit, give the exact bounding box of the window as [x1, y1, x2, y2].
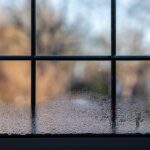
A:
[0, 0, 149, 136]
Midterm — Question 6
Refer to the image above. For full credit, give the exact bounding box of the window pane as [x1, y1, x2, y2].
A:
[117, 62, 150, 133]
[0, 0, 31, 55]
[37, 0, 111, 55]
[37, 61, 111, 134]
[117, 0, 150, 55]
[0, 61, 31, 134]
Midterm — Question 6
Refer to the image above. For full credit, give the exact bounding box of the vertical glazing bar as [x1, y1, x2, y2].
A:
[31, 0, 36, 134]
[111, 0, 116, 134]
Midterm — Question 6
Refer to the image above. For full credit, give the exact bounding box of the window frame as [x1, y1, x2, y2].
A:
[0, 0, 150, 137]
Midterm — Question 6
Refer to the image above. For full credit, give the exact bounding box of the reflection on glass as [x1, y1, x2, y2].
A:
[0, 0, 30, 55]
[117, 0, 150, 55]
[37, 0, 111, 55]
[0, 61, 31, 134]
[36, 61, 111, 134]
[117, 62, 150, 133]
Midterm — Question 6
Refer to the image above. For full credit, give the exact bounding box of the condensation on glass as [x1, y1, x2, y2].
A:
[0, 61, 31, 134]
[117, 0, 150, 55]
[116, 62, 150, 133]
[0, 0, 31, 55]
[36, 61, 111, 134]
[36, 0, 111, 55]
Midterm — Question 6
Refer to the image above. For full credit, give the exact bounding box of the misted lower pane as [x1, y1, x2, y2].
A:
[36, 0, 111, 55]
[0, 0, 30, 55]
[117, 0, 150, 55]
[0, 61, 31, 134]
[117, 62, 150, 133]
[37, 61, 111, 134]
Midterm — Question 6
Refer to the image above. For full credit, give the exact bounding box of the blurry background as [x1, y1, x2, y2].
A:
[36, 0, 111, 55]
[116, 61, 150, 133]
[117, 0, 150, 55]
[0, 0, 30, 55]
[0, 0, 149, 134]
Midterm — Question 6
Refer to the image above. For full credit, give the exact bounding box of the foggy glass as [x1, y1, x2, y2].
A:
[36, 61, 111, 134]
[116, 62, 150, 133]
[0, 61, 31, 134]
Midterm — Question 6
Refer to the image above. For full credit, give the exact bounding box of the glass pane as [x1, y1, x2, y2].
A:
[0, 0, 31, 55]
[37, 61, 111, 134]
[37, 0, 111, 55]
[117, 0, 150, 55]
[117, 62, 150, 133]
[0, 61, 31, 134]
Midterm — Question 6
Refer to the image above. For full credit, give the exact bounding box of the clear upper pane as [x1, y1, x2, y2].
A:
[0, 61, 31, 134]
[36, 61, 111, 134]
[117, 62, 150, 133]
[37, 0, 111, 55]
[0, 0, 31, 55]
[117, 0, 150, 55]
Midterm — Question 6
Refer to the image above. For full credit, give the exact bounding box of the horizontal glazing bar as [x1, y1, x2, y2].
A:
[115, 56, 150, 61]
[0, 56, 111, 61]
[0, 56, 149, 61]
